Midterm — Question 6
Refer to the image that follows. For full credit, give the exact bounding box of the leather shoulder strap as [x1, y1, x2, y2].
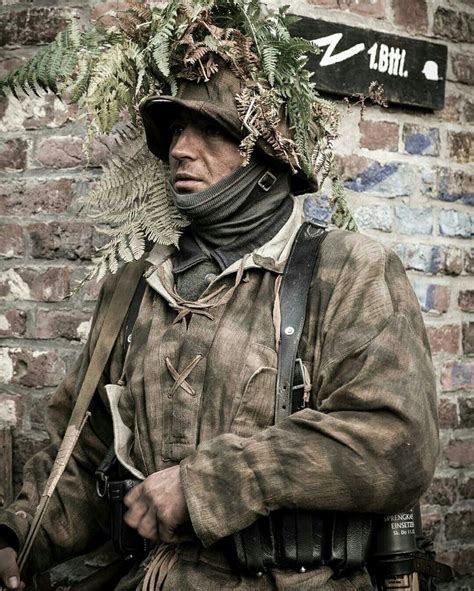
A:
[19, 257, 147, 570]
[275, 222, 327, 423]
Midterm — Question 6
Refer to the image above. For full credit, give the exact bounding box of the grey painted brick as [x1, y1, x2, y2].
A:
[344, 162, 417, 197]
[395, 205, 433, 235]
[439, 209, 472, 238]
[394, 243, 443, 274]
[354, 205, 393, 232]
[303, 194, 331, 223]
[403, 125, 440, 156]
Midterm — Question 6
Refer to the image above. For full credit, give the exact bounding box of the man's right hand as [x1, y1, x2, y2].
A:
[0, 546, 24, 591]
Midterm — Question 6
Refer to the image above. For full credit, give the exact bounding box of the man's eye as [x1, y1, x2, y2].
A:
[170, 123, 184, 136]
[204, 124, 224, 137]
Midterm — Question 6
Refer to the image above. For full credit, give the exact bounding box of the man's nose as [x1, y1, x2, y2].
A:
[169, 125, 199, 160]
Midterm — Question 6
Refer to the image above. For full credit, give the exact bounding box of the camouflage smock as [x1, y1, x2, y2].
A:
[0, 197, 439, 590]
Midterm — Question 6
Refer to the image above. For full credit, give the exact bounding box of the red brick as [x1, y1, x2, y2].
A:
[0, 8, 74, 47]
[34, 309, 91, 341]
[8, 348, 66, 387]
[427, 324, 460, 354]
[436, 547, 474, 576]
[36, 136, 114, 169]
[448, 131, 474, 163]
[445, 510, 474, 541]
[0, 267, 70, 302]
[0, 178, 74, 216]
[0, 138, 28, 170]
[0, 309, 27, 338]
[421, 477, 457, 506]
[459, 290, 474, 312]
[433, 8, 474, 44]
[445, 439, 474, 468]
[359, 120, 398, 151]
[28, 222, 93, 261]
[452, 53, 474, 85]
[465, 248, 474, 274]
[459, 397, 474, 428]
[462, 322, 474, 356]
[36, 136, 84, 169]
[0, 224, 23, 258]
[392, 0, 428, 33]
[441, 361, 474, 392]
[438, 398, 459, 429]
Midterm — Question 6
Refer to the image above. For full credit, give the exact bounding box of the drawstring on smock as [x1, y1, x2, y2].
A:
[165, 256, 248, 324]
[141, 543, 178, 591]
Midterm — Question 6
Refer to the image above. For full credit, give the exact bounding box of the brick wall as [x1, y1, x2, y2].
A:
[0, 0, 472, 587]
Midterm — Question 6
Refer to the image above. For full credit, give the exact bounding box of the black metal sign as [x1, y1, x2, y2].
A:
[291, 18, 448, 110]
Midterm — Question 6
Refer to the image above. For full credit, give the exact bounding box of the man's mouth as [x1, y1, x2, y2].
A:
[173, 173, 203, 192]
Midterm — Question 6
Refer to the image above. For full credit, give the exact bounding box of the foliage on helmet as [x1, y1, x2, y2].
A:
[0, 0, 357, 279]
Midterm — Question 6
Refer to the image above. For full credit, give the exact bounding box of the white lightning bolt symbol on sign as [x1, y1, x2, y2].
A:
[312, 33, 366, 66]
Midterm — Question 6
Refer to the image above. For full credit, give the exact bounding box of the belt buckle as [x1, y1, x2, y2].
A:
[258, 171, 277, 192]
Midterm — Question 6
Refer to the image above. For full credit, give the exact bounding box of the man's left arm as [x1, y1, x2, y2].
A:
[177, 237, 439, 548]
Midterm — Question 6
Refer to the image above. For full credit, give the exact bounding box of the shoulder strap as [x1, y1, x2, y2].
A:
[18, 258, 147, 570]
[275, 221, 327, 423]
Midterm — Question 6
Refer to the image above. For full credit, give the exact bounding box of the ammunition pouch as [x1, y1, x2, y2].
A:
[230, 510, 374, 576]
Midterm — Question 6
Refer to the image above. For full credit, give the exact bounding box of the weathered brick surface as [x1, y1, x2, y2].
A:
[451, 53, 474, 85]
[0, 1, 473, 587]
[392, 0, 428, 32]
[438, 209, 472, 238]
[448, 131, 474, 164]
[28, 222, 93, 260]
[437, 398, 459, 429]
[403, 124, 440, 156]
[427, 325, 460, 354]
[34, 309, 91, 341]
[2, 347, 66, 388]
[0, 138, 28, 170]
[441, 361, 474, 392]
[0, 8, 73, 47]
[412, 282, 450, 314]
[0, 267, 70, 301]
[0, 309, 27, 338]
[458, 290, 474, 312]
[359, 120, 398, 151]
[445, 510, 474, 541]
[459, 397, 474, 428]
[422, 477, 457, 507]
[0, 224, 23, 257]
[462, 322, 474, 355]
[0, 178, 74, 215]
[433, 8, 474, 44]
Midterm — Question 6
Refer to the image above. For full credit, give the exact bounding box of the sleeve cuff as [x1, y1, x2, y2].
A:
[180, 432, 283, 547]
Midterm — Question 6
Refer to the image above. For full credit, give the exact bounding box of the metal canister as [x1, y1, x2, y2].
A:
[372, 508, 417, 579]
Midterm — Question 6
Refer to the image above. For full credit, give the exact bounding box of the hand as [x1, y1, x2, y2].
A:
[0, 546, 24, 591]
[124, 465, 192, 544]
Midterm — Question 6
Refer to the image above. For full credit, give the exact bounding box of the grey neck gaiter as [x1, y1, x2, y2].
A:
[169, 159, 290, 249]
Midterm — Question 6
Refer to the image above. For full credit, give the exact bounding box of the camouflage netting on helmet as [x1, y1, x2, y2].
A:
[0, 0, 356, 279]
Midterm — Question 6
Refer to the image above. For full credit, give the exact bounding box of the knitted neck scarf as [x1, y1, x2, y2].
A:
[169, 159, 290, 249]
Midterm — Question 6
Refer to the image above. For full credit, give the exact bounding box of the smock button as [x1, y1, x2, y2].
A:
[204, 272, 217, 285]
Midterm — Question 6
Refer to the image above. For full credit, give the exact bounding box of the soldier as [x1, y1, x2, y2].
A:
[0, 1, 439, 589]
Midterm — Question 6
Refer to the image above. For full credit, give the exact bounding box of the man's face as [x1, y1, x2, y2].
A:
[168, 110, 243, 193]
